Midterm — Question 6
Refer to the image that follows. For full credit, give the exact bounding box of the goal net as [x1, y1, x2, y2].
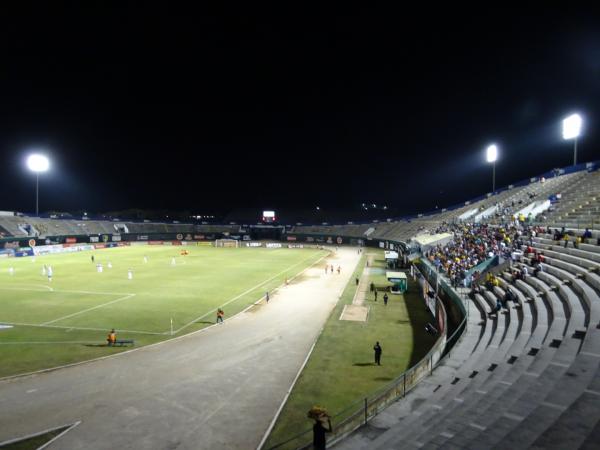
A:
[215, 239, 240, 248]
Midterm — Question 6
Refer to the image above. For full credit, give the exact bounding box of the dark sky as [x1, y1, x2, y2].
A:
[1, 5, 599, 218]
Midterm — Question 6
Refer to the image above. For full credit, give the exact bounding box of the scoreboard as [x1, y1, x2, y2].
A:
[262, 210, 276, 223]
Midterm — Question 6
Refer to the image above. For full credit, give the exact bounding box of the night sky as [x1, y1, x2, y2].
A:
[1, 6, 599, 219]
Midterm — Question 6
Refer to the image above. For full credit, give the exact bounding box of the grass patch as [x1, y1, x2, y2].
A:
[0, 246, 327, 378]
[265, 251, 436, 449]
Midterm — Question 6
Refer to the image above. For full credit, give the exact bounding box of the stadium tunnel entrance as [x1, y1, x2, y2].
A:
[249, 225, 285, 241]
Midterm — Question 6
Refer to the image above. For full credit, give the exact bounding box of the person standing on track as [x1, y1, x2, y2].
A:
[216, 308, 224, 324]
[265, 291, 269, 303]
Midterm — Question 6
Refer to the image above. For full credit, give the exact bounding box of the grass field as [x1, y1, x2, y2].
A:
[265, 251, 436, 449]
[0, 245, 327, 378]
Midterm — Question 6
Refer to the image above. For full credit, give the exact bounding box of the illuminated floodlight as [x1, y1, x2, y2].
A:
[562, 113, 583, 165]
[562, 113, 582, 140]
[27, 154, 50, 172]
[486, 144, 498, 163]
[26, 153, 50, 216]
[485, 144, 498, 192]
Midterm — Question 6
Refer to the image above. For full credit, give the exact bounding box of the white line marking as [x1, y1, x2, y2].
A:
[0, 321, 162, 335]
[41, 294, 136, 325]
[0, 341, 105, 345]
[38, 420, 81, 450]
[174, 252, 327, 334]
[0, 420, 81, 448]
[0, 287, 131, 296]
[258, 251, 358, 450]
[26, 389, 37, 393]
[257, 326, 325, 450]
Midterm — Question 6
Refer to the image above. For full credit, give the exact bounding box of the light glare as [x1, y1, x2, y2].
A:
[562, 113, 582, 140]
[486, 144, 498, 163]
[27, 154, 50, 173]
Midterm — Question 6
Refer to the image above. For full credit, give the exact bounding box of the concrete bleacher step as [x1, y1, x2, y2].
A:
[375, 292, 524, 448]
[384, 275, 563, 449]
[498, 351, 600, 450]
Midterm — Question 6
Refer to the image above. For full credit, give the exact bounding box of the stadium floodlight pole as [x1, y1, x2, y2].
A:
[486, 144, 498, 192]
[26, 154, 50, 216]
[562, 113, 583, 165]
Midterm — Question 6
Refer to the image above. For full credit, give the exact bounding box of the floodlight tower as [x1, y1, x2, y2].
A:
[486, 144, 498, 192]
[562, 113, 583, 166]
[26, 154, 50, 216]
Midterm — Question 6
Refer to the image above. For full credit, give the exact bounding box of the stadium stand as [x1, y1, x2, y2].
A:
[338, 228, 600, 449]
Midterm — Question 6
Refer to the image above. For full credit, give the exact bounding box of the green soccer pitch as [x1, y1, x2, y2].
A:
[0, 245, 328, 378]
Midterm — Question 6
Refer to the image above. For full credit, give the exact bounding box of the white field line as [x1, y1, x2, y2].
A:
[1, 321, 163, 335]
[37, 420, 82, 450]
[0, 287, 132, 296]
[41, 294, 136, 326]
[0, 420, 81, 448]
[174, 251, 328, 334]
[0, 341, 102, 345]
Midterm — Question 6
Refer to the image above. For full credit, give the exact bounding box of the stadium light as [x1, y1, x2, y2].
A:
[562, 113, 583, 165]
[486, 144, 498, 192]
[26, 153, 50, 216]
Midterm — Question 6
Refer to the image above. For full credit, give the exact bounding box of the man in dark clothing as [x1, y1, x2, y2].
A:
[383, 293, 389, 305]
[374, 342, 382, 365]
[374, 290, 378, 301]
[313, 416, 332, 450]
[355, 277, 359, 286]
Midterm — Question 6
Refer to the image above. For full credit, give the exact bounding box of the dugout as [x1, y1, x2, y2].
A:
[384, 250, 399, 269]
[386, 271, 407, 294]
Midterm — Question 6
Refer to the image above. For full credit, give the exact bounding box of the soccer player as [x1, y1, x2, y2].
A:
[128, 269, 133, 280]
[143, 255, 148, 264]
[171, 257, 176, 266]
[107, 261, 112, 269]
[8, 267, 14, 276]
[47, 266, 53, 282]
